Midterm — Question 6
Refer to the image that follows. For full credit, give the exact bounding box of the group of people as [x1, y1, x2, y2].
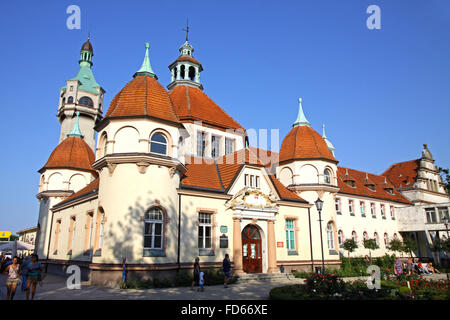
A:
[1, 253, 43, 300]
[394, 257, 440, 277]
[190, 253, 232, 292]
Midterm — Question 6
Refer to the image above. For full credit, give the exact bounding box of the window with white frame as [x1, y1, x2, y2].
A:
[324, 169, 331, 184]
[198, 213, 212, 249]
[250, 175, 254, 187]
[352, 231, 357, 242]
[211, 135, 220, 158]
[255, 176, 260, 189]
[335, 198, 341, 214]
[384, 233, 389, 246]
[348, 200, 354, 215]
[244, 174, 249, 186]
[393, 233, 398, 240]
[370, 203, 376, 217]
[390, 206, 395, 219]
[381, 205, 386, 218]
[150, 133, 168, 155]
[338, 230, 344, 246]
[363, 232, 368, 241]
[426, 208, 437, 224]
[144, 207, 163, 250]
[286, 219, 295, 251]
[327, 222, 335, 249]
[374, 232, 379, 246]
[438, 207, 449, 222]
[225, 138, 234, 155]
[196, 132, 206, 157]
[360, 201, 365, 216]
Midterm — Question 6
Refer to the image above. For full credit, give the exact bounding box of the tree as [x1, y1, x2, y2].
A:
[343, 239, 358, 260]
[363, 239, 378, 259]
[389, 239, 404, 257]
[438, 167, 450, 195]
[402, 238, 418, 259]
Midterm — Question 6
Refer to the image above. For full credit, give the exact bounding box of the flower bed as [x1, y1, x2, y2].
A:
[270, 272, 450, 300]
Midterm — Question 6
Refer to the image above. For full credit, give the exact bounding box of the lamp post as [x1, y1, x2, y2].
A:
[315, 197, 325, 273]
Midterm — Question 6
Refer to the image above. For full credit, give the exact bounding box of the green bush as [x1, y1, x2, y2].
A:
[174, 271, 193, 287]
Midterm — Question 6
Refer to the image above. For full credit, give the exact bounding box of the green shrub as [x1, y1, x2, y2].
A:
[152, 277, 173, 288]
[174, 271, 193, 287]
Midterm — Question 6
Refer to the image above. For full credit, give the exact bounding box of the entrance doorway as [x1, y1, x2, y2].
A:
[242, 225, 262, 273]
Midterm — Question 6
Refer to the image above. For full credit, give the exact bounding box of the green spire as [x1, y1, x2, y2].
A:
[293, 98, 310, 127]
[134, 42, 157, 78]
[67, 112, 84, 138]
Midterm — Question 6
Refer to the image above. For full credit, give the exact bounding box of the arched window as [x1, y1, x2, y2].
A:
[79, 96, 94, 107]
[352, 231, 357, 242]
[188, 66, 196, 81]
[393, 233, 398, 240]
[327, 222, 335, 249]
[144, 207, 164, 250]
[363, 231, 368, 241]
[67, 96, 74, 104]
[374, 232, 379, 246]
[324, 169, 332, 184]
[384, 233, 389, 246]
[338, 230, 344, 246]
[150, 133, 167, 155]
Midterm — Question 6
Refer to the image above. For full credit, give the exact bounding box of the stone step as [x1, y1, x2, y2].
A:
[236, 273, 297, 282]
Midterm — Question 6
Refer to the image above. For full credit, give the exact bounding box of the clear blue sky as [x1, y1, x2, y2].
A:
[1, 0, 449, 233]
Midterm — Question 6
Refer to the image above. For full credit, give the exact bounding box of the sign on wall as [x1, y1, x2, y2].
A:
[220, 225, 228, 233]
[0, 231, 11, 238]
[277, 242, 284, 248]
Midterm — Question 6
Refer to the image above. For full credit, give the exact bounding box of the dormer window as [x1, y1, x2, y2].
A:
[67, 96, 74, 104]
[345, 180, 355, 188]
[385, 188, 394, 195]
[366, 184, 376, 191]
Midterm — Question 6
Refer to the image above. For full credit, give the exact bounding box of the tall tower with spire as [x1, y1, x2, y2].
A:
[167, 22, 203, 90]
[57, 37, 105, 151]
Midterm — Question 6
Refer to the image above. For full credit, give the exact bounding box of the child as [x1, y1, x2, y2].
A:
[198, 271, 205, 292]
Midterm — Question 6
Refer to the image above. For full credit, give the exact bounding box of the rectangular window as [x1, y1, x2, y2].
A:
[381, 205, 386, 218]
[285, 220, 295, 251]
[390, 206, 395, 219]
[244, 174, 249, 186]
[211, 135, 220, 158]
[198, 213, 212, 249]
[370, 203, 376, 217]
[255, 176, 260, 189]
[335, 198, 341, 214]
[68, 217, 76, 253]
[348, 200, 354, 215]
[196, 132, 206, 157]
[53, 220, 61, 253]
[225, 138, 234, 155]
[250, 175, 254, 187]
[426, 208, 437, 224]
[360, 201, 365, 215]
[438, 207, 449, 222]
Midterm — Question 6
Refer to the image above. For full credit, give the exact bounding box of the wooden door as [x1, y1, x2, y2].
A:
[242, 225, 262, 273]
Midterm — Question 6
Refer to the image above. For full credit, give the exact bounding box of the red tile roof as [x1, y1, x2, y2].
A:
[182, 150, 306, 203]
[279, 126, 337, 164]
[39, 137, 97, 175]
[169, 85, 244, 130]
[382, 159, 420, 189]
[337, 167, 411, 204]
[170, 56, 203, 69]
[54, 178, 99, 208]
[105, 75, 179, 123]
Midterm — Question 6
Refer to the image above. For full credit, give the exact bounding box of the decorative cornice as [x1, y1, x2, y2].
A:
[36, 190, 73, 200]
[288, 184, 340, 193]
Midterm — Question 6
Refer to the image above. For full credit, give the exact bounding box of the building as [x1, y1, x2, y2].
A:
[33, 36, 448, 286]
[17, 227, 38, 245]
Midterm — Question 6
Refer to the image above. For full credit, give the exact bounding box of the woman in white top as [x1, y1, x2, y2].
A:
[3, 256, 21, 300]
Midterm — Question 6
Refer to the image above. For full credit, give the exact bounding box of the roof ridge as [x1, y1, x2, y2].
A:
[144, 76, 148, 116]
[66, 137, 75, 167]
[214, 160, 225, 190]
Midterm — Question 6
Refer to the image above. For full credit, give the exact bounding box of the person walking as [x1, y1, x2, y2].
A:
[223, 253, 232, 288]
[406, 257, 413, 275]
[3, 256, 21, 300]
[25, 254, 43, 300]
[191, 257, 200, 291]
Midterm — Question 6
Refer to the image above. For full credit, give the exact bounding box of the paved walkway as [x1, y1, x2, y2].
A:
[0, 273, 447, 300]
